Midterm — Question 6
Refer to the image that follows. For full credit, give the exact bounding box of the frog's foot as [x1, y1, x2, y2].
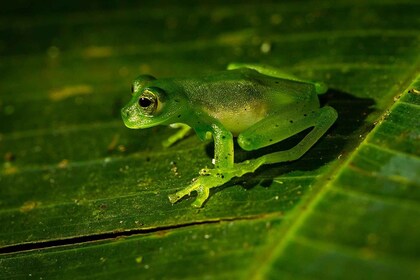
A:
[168, 172, 233, 208]
[168, 159, 265, 207]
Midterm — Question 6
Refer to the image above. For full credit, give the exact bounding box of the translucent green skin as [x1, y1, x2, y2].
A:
[121, 64, 337, 207]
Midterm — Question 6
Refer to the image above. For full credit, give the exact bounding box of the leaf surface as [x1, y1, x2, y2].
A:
[0, 1, 419, 279]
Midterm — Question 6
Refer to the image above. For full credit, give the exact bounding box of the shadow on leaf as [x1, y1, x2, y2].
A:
[206, 89, 375, 192]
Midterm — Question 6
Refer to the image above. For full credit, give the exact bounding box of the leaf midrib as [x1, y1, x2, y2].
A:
[247, 71, 420, 279]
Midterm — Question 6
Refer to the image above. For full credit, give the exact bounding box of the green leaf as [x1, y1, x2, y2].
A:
[0, 1, 419, 279]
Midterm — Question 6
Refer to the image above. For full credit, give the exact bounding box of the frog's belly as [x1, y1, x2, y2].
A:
[207, 105, 267, 136]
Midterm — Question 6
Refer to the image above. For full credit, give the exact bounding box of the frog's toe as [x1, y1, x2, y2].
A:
[191, 184, 210, 208]
[168, 177, 204, 205]
[191, 197, 207, 208]
[168, 193, 182, 204]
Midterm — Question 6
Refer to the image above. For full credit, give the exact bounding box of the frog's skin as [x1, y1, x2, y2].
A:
[121, 63, 338, 207]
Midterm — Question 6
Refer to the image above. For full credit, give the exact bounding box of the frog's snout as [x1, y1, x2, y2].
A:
[121, 106, 135, 128]
[121, 106, 142, 129]
[121, 106, 130, 119]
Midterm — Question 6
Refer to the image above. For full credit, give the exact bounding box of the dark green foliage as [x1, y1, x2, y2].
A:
[0, 1, 419, 279]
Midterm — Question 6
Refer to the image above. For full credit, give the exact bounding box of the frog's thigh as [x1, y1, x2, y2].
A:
[227, 63, 327, 94]
[228, 63, 300, 81]
[238, 106, 337, 163]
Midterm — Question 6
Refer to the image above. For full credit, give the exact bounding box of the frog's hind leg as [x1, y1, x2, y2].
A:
[228, 63, 300, 81]
[170, 106, 336, 207]
[237, 106, 337, 165]
[227, 63, 327, 94]
[168, 106, 337, 208]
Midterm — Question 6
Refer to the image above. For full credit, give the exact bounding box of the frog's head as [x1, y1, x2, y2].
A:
[121, 75, 187, 129]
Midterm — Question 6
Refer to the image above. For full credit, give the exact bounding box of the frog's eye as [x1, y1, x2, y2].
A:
[138, 87, 163, 116]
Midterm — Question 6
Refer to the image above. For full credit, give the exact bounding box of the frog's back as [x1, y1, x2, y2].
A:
[153, 68, 320, 135]
[154, 68, 319, 116]
[171, 68, 318, 112]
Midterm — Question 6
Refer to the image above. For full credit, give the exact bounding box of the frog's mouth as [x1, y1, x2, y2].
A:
[121, 107, 171, 129]
[122, 115, 165, 129]
[123, 118, 167, 129]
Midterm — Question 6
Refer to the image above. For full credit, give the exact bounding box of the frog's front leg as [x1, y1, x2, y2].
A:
[168, 123, 234, 207]
[162, 123, 192, 148]
[209, 123, 234, 168]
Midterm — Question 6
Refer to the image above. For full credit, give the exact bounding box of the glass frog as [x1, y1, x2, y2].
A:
[121, 63, 337, 207]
